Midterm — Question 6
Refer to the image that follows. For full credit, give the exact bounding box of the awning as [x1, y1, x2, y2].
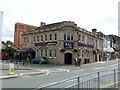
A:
[103, 48, 114, 52]
[16, 48, 35, 53]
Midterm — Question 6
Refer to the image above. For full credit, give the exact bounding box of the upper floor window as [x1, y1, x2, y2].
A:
[64, 32, 73, 41]
[50, 34, 52, 40]
[27, 37, 29, 42]
[78, 35, 81, 41]
[71, 33, 73, 40]
[41, 35, 43, 41]
[54, 34, 57, 40]
[45, 35, 47, 41]
[24, 37, 26, 42]
[82, 36, 84, 42]
[49, 49, 52, 57]
[33, 36, 36, 42]
[37, 36, 39, 41]
[96, 40, 98, 48]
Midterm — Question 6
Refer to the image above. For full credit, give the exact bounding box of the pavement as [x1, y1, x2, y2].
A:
[0, 59, 119, 80]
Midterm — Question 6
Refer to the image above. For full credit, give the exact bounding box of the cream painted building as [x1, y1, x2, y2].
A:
[22, 21, 103, 64]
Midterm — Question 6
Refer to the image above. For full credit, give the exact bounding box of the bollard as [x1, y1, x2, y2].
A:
[0, 60, 2, 72]
[22, 60, 24, 65]
[77, 77, 80, 90]
[97, 72, 100, 90]
[9, 63, 14, 75]
[23, 62, 24, 65]
[114, 69, 116, 87]
[2, 61, 5, 67]
[18, 62, 20, 67]
[16, 61, 19, 67]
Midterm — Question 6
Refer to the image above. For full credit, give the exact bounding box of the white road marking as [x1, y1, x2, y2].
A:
[39, 72, 49, 76]
[113, 67, 117, 69]
[110, 64, 118, 67]
[94, 67, 104, 69]
[92, 63, 118, 70]
[66, 70, 70, 72]
[22, 76, 32, 78]
[81, 70, 83, 71]
[20, 73, 23, 75]
[66, 79, 76, 82]
[36, 69, 70, 73]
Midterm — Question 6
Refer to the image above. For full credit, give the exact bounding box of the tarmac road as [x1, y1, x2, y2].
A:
[1, 59, 119, 89]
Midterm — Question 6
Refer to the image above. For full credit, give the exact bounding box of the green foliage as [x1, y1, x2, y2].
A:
[6, 40, 14, 48]
[2, 40, 16, 59]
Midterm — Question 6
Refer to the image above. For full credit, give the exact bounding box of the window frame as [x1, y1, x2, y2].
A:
[54, 34, 57, 40]
[50, 34, 52, 41]
[64, 32, 73, 41]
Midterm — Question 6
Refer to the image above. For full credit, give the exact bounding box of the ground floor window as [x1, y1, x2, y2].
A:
[36, 48, 57, 58]
[36, 49, 39, 57]
[45, 49, 47, 57]
[54, 49, 57, 58]
[82, 50, 84, 57]
[49, 49, 52, 58]
[41, 49, 43, 57]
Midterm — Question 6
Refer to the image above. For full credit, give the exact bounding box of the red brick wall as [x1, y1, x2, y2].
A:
[0, 51, 7, 60]
[14, 23, 37, 48]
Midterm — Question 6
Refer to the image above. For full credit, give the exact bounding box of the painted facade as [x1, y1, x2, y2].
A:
[22, 21, 103, 64]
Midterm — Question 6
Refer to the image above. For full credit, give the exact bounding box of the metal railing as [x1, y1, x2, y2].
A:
[2, 60, 30, 68]
[35, 69, 119, 90]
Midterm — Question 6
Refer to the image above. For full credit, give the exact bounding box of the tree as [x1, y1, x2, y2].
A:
[6, 40, 14, 48]
[1, 40, 17, 59]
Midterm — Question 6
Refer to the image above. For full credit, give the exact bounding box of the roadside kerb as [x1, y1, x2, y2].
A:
[0, 72, 47, 80]
[1, 67, 31, 70]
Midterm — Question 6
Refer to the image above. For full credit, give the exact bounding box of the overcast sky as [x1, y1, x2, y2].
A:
[0, 0, 119, 42]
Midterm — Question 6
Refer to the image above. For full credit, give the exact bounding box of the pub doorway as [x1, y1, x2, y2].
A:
[64, 53, 72, 64]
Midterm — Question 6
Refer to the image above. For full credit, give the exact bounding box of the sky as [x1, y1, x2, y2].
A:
[0, 0, 119, 42]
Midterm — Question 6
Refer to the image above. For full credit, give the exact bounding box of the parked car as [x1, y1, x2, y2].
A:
[30, 57, 48, 64]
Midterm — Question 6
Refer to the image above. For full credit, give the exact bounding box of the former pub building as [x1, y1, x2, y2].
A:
[22, 21, 103, 64]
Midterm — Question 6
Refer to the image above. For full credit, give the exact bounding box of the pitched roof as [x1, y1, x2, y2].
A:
[35, 22, 63, 30]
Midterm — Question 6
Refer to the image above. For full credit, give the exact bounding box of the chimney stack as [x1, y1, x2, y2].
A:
[92, 28, 97, 33]
[40, 22, 46, 27]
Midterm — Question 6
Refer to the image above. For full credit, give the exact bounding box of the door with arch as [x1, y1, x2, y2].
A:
[64, 53, 72, 64]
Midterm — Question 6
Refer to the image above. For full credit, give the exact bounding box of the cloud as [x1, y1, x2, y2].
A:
[0, 0, 119, 42]
[2, 24, 14, 42]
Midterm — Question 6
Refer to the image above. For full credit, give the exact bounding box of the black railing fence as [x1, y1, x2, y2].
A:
[35, 69, 119, 90]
